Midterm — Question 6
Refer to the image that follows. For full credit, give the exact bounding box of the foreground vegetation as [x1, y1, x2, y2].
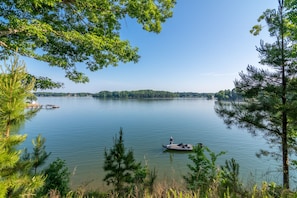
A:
[46, 181, 296, 198]
[27, 130, 297, 198]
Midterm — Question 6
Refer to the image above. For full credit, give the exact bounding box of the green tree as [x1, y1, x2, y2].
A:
[220, 158, 243, 196]
[0, 56, 44, 197]
[215, 0, 297, 189]
[31, 135, 51, 175]
[103, 128, 142, 195]
[0, 56, 36, 137]
[0, 0, 176, 83]
[23, 134, 51, 175]
[39, 158, 70, 197]
[0, 135, 44, 197]
[183, 144, 225, 196]
[215, 89, 242, 101]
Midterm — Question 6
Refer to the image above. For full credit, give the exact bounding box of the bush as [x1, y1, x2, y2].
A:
[183, 144, 225, 196]
[38, 158, 70, 197]
[103, 128, 142, 195]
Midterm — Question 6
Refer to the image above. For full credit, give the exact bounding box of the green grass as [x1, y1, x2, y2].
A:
[43, 180, 297, 198]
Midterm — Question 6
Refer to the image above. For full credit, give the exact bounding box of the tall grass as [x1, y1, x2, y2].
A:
[44, 179, 297, 198]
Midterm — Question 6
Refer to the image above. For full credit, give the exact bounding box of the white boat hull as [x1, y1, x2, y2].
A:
[163, 143, 193, 151]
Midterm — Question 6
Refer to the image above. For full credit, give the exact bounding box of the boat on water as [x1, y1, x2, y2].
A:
[44, 104, 60, 109]
[162, 143, 193, 151]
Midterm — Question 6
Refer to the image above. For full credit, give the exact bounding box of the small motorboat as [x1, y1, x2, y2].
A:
[162, 143, 193, 151]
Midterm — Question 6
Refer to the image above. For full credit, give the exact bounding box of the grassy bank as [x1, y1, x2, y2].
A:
[48, 179, 296, 198]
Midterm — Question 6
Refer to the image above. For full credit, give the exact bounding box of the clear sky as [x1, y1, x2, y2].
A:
[24, 0, 279, 93]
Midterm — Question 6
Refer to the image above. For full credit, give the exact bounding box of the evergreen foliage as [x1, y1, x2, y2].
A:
[220, 158, 243, 196]
[31, 134, 51, 175]
[215, 0, 297, 188]
[39, 158, 70, 197]
[103, 128, 143, 195]
[0, 135, 46, 197]
[0, 56, 44, 197]
[22, 134, 51, 175]
[0, 56, 35, 137]
[183, 144, 225, 196]
[215, 89, 243, 101]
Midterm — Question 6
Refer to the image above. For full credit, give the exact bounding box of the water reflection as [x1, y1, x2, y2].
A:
[20, 97, 276, 187]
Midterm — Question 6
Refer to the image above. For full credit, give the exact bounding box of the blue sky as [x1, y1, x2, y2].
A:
[25, 0, 278, 93]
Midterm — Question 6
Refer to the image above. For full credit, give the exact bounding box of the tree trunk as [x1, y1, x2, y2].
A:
[282, 117, 289, 189]
[279, 0, 289, 188]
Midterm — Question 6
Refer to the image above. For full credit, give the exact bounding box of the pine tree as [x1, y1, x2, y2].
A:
[39, 158, 70, 197]
[103, 128, 142, 195]
[22, 134, 51, 175]
[220, 158, 243, 196]
[183, 144, 225, 195]
[0, 56, 44, 197]
[215, 0, 297, 188]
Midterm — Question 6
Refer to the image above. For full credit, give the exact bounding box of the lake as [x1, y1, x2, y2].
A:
[20, 97, 280, 189]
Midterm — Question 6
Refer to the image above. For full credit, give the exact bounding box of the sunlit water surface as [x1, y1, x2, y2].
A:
[20, 97, 281, 189]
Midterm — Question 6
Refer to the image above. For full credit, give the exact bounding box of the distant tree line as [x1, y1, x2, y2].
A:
[34, 92, 93, 97]
[34, 90, 242, 101]
[34, 90, 215, 99]
[93, 90, 177, 99]
[178, 92, 214, 99]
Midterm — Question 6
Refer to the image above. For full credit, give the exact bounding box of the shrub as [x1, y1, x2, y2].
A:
[103, 128, 142, 196]
[39, 158, 70, 197]
[183, 144, 225, 196]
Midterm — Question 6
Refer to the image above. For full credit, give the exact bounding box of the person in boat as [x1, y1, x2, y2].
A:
[169, 136, 173, 144]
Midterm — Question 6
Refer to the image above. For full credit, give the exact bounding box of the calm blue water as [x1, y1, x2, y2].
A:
[20, 97, 280, 188]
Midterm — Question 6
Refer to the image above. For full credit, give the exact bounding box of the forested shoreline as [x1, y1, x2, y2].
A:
[34, 90, 214, 99]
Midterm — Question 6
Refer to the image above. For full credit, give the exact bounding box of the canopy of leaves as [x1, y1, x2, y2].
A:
[26, 74, 64, 90]
[0, 0, 176, 83]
